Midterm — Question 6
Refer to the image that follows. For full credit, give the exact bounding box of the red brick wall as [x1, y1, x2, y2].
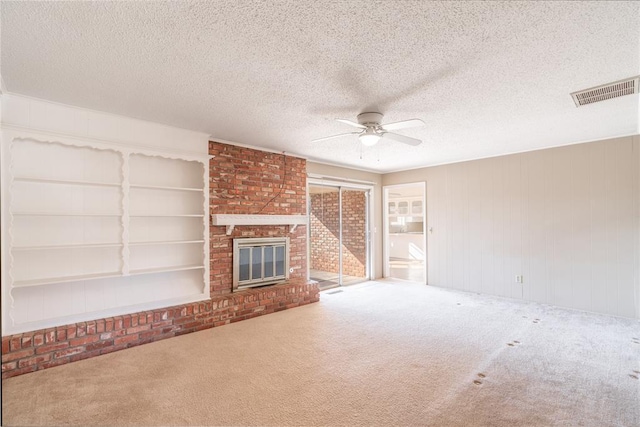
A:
[309, 190, 366, 277]
[2, 141, 318, 379]
[209, 141, 307, 295]
[342, 190, 367, 277]
[310, 191, 340, 273]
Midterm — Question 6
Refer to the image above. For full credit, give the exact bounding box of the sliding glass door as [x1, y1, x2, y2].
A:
[309, 185, 341, 288]
[308, 183, 370, 290]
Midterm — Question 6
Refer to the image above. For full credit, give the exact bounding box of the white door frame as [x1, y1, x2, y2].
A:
[383, 182, 427, 284]
[307, 177, 375, 285]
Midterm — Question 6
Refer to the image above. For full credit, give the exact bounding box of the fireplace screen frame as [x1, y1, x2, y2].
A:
[233, 237, 290, 291]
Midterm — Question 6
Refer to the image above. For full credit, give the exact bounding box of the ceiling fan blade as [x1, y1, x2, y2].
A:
[381, 118, 425, 131]
[336, 119, 367, 129]
[311, 132, 360, 143]
[382, 132, 422, 146]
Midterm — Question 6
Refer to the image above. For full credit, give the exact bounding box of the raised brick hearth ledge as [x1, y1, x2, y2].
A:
[1, 282, 319, 379]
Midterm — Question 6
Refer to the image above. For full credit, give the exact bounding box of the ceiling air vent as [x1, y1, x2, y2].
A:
[571, 76, 639, 107]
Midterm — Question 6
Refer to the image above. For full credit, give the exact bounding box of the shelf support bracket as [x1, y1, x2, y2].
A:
[226, 225, 235, 236]
[289, 224, 298, 233]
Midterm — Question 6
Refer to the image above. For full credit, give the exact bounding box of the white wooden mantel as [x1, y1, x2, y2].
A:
[211, 214, 308, 235]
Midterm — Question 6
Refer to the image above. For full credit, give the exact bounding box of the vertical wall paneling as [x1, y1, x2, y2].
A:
[548, 146, 571, 309]
[479, 158, 496, 296]
[520, 152, 532, 302]
[570, 143, 592, 312]
[449, 163, 466, 291]
[635, 136, 640, 319]
[426, 167, 443, 286]
[589, 141, 609, 315]
[491, 157, 507, 298]
[615, 138, 636, 318]
[505, 156, 523, 300]
[603, 141, 622, 315]
[382, 136, 640, 319]
[466, 161, 483, 294]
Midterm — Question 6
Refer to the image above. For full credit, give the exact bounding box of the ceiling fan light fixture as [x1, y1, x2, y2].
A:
[312, 112, 423, 147]
[359, 130, 381, 146]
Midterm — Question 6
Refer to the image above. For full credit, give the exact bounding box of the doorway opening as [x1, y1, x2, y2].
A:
[383, 182, 427, 283]
[308, 182, 371, 290]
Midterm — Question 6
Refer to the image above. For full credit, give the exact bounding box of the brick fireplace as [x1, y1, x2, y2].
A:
[208, 141, 309, 295]
[1, 142, 319, 378]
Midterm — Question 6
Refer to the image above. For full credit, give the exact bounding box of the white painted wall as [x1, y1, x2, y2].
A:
[383, 136, 640, 319]
[1, 93, 209, 154]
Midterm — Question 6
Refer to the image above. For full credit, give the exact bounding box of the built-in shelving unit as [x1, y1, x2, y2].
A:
[9, 140, 124, 298]
[4, 137, 210, 334]
[128, 153, 206, 278]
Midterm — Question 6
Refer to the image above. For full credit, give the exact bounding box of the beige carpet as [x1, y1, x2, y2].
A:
[2, 280, 640, 426]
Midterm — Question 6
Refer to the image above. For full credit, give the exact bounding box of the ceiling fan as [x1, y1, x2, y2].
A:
[312, 112, 425, 146]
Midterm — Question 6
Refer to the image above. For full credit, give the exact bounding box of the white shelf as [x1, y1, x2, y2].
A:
[130, 184, 203, 192]
[13, 272, 123, 288]
[13, 176, 121, 187]
[130, 214, 204, 218]
[129, 265, 204, 275]
[211, 214, 308, 235]
[12, 243, 123, 251]
[12, 212, 122, 217]
[13, 264, 206, 288]
[129, 240, 204, 246]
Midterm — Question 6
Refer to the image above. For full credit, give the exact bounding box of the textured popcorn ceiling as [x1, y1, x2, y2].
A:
[2, 1, 639, 172]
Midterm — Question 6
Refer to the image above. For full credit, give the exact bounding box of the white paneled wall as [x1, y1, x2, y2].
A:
[383, 136, 640, 319]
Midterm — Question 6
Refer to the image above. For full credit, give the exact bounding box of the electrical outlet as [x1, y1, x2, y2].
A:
[515, 275, 523, 283]
[515, 275, 520, 283]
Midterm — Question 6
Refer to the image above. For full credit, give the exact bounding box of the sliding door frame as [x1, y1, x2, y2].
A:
[307, 177, 375, 286]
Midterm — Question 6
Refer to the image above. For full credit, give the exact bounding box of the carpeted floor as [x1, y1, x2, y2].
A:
[2, 280, 639, 426]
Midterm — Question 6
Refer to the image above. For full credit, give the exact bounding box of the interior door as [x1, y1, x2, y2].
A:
[384, 183, 427, 283]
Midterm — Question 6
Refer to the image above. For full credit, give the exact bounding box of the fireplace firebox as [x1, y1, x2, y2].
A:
[233, 237, 290, 291]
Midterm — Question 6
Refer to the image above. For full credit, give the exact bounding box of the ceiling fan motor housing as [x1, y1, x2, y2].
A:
[357, 112, 384, 127]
